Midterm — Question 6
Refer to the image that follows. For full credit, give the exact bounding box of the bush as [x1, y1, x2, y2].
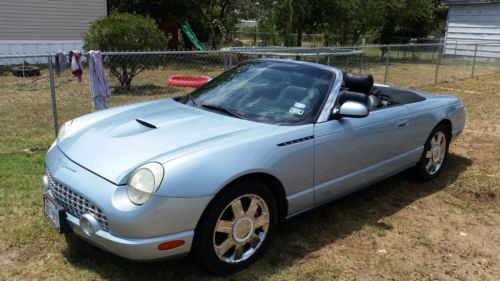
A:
[83, 13, 167, 91]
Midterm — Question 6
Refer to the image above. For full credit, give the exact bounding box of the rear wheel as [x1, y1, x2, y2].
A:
[414, 124, 450, 181]
[192, 181, 278, 275]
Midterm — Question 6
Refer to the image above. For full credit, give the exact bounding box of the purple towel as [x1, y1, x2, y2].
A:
[89, 50, 111, 110]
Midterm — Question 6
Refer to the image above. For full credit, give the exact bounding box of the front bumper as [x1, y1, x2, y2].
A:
[64, 205, 194, 260]
[44, 145, 212, 261]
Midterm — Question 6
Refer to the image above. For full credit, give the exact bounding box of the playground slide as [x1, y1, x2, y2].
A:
[181, 23, 205, 50]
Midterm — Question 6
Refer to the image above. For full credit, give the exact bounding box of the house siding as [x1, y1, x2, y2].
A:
[445, 3, 500, 58]
[0, 0, 107, 40]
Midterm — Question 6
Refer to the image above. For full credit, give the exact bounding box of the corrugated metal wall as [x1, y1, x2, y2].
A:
[0, 0, 107, 40]
[445, 3, 500, 58]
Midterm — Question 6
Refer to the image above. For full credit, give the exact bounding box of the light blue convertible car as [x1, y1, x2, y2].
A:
[43, 59, 465, 274]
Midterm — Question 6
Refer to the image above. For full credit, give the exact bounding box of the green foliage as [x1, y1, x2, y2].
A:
[83, 12, 166, 52]
[106, 0, 448, 48]
[263, 0, 446, 46]
[269, 0, 387, 46]
[83, 13, 167, 91]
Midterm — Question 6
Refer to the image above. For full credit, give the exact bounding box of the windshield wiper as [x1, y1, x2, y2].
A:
[200, 104, 245, 119]
[187, 94, 198, 107]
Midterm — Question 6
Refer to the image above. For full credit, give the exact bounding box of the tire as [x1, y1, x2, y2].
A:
[414, 124, 450, 181]
[12, 66, 40, 77]
[192, 180, 278, 275]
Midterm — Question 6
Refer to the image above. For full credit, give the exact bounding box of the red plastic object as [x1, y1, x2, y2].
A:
[167, 75, 210, 88]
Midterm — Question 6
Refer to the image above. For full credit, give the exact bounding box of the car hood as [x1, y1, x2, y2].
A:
[57, 99, 271, 185]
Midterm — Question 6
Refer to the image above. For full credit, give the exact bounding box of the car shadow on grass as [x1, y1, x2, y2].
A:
[62, 153, 472, 280]
[111, 84, 186, 96]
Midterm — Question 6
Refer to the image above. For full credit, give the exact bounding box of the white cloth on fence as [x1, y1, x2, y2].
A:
[68, 50, 83, 81]
[54, 51, 67, 76]
[89, 50, 111, 110]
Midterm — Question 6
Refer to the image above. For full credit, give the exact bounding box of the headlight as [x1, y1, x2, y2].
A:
[57, 120, 73, 141]
[127, 162, 164, 205]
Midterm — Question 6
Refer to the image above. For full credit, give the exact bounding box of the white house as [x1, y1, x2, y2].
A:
[0, 0, 107, 56]
[444, 0, 500, 58]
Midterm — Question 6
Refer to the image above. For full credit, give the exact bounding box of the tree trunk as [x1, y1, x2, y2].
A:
[119, 64, 132, 91]
[296, 27, 302, 47]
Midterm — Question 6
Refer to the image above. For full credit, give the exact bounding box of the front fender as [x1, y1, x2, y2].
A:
[156, 126, 315, 199]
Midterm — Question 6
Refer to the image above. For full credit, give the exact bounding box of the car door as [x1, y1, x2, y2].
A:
[313, 105, 418, 204]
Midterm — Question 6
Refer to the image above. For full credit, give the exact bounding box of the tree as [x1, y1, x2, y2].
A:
[378, 0, 439, 44]
[191, 0, 267, 48]
[83, 13, 167, 91]
[270, 0, 385, 46]
[107, 0, 263, 49]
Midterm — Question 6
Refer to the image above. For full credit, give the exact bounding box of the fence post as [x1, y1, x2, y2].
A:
[253, 26, 257, 46]
[223, 52, 229, 71]
[471, 43, 478, 78]
[434, 43, 443, 84]
[47, 56, 59, 136]
[359, 52, 363, 74]
[453, 40, 458, 64]
[384, 46, 390, 84]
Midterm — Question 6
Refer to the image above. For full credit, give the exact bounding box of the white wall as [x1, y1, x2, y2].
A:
[444, 3, 500, 58]
[0, 40, 84, 64]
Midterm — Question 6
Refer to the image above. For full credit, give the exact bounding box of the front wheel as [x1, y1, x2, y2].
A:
[414, 124, 450, 181]
[192, 181, 278, 275]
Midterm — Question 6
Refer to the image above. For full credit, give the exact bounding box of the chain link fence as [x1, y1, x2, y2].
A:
[229, 31, 443, 47]
[1, 43, 499, 147]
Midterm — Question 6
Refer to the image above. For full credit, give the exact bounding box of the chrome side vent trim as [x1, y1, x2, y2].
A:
[277, 135, 314, 147]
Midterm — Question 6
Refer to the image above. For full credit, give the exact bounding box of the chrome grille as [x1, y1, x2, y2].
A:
[45, 170, 109, 231]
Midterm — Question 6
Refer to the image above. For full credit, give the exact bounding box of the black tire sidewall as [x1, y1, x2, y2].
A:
[192, 180, 278, 275]
[415, 124, 450, 181]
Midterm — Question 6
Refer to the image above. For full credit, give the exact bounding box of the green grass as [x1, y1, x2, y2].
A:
[0, 60, 499, 280]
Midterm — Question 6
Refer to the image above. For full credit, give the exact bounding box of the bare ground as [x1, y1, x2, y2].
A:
[0, 62, 499, 280]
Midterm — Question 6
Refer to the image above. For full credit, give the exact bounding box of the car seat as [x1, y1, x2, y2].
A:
[343, 73, 380, 110]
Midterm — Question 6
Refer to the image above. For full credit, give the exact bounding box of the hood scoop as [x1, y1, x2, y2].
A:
[136, 118, 158, 129]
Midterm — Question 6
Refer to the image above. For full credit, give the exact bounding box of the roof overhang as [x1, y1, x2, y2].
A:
[443, 0, 500, 5]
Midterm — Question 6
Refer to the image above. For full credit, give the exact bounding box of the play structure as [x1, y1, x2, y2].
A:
[181, 24, 205, 50]
[168, 75, 210, 88]
[161, 18, 205, 50]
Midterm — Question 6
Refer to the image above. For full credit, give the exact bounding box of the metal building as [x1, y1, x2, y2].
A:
[0, 0, 107, 56]
[444, 0, 500, 58]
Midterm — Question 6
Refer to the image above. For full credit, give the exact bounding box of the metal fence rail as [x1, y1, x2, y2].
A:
[1, 42, 499, 138]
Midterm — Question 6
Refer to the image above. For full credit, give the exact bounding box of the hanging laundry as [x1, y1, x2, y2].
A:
[68, 50, 83, 81]
[54, 51, 67, 76]
[88, 50, 111, 110]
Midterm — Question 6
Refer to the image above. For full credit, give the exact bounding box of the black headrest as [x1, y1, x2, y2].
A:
[280, 85, 308, 101]
[338, 90, 368, 105]
[263, 69, 285, 82]
[291, 72, 314, 88]
[344, 73, 374, 94]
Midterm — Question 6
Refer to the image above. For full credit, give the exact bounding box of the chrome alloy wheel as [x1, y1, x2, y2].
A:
[213, 194, 270, 263]
[425, 131, 447, 175]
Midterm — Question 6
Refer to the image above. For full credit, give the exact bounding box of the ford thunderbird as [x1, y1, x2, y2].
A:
[43, 59, 465, 274]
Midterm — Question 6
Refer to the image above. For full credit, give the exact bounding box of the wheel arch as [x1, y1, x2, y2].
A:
[437, 119, 452, 140]
[194, 172, 288, 232]
[439, 119, 452, 132]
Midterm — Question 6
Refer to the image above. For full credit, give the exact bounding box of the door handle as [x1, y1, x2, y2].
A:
[397, 120, 408, 128]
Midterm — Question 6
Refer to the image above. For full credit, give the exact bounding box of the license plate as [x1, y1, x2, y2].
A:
[44, 195, 69, 233]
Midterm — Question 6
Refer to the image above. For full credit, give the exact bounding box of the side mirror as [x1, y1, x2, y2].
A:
[338, 101, 368, 118]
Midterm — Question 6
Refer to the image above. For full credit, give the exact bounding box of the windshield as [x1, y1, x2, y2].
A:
[177, 61, 334, 125]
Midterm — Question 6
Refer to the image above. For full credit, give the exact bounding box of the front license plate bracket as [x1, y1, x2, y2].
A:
[44, 194, 71, 234]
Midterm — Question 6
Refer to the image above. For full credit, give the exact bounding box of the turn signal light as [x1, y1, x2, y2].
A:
[157, 240, 185, 251]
